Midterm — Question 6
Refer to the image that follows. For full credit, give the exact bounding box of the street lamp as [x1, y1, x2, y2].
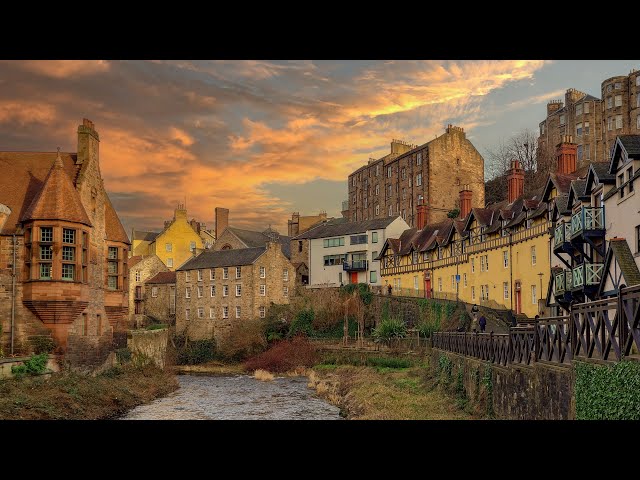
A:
[537, 272, 544, 315]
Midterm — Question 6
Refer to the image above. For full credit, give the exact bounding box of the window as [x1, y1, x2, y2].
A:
[387, 166, 392, 178]
[197, 286, 203, 298]
[185, 271, 191, 282]
[402, 188, 406, 200]
[531, 285, 537, 304]
[585, 144, 591, 160]
[628, 167, 634, 193]
[135, 271, 141, 282]
[152, 286, 158, 297]
[485, 255, 488, 271]
[236, 267, 241, 279]
[223, 285, 229, 297]
[223, 306, 228, 319]
[575, 104, 582, 116]
[416, 173, 422, 186]
[607, 84, 613, 93]
[371, 251, 378, 263]
[62, 228, 75, 244]
[540, 123, 545, 135]
[185, 309, 190, 320]
[375, 184, 379, 196]
[375, 165, 379, 176]
[438, 277, 442, 292]
[559, 114, 565, 125]
[108, 275, 117, 290]
[236, 306, 241, 318]
[259, 306, 266, 318]
[283, 286, 289, 297]
[375, 204, 380, 215]
[615, 82, 621, 90]
[388, 205, 393, 217]
[108, 246, 118, 260]
[62, 264, 74, 281]
[614, 94, 622, 107]
[463, 273, 467, 287]
[402, 210, 406, 220]
[352, 177, 356, 187]
[185, 287, 191, 298]
[352, 195, 356, 205]
[198, 269, 203, 281]
[235, 284, 241, 297]
[40, 227, 53, 242]
[350, 234, 367, 245]
[471, 258, 475, 273]
[503, 251, 509, 268]
[504, 282, 509, 300]
[387, 184, 392, 197]
[165, 243, 172, 252]
[197, 307, 204, 319]
[616, 115, 623, 129]
[260, 284, 266, 296]
[257, 266, 265, 279]
[323, 237, 344, 248]
[210, 285, 215, 297]
[584, 122, 590, 135]
[607, 117, 613, 131]
[577, 145, 583, 162]
[451, 275, 455, 289]
[167, 258, 173, 268]
[619, 173, 626, 198]
[190, 241, 196, 252]
[40, 245, 53, 260]
[636, 225, 640, 253]
[210, 269, 215, 280]
[370, 231, 379, 244]
[370, 271, 377, 283]
[402, 167, 406, 180]
[323, 254, 347, 266]
[417, 152, 422, 165]
[576, 122, 582, 137]
[584, 102, 589, 114]
[364, 198, 368, 208]
[531, 246, 537, 265]
[338, 272, 343, 284]
[283, 269, 289, 281]
[471, 286, 476, 300]
[210, 308, 215, 319]
[223, 267, 229, 279]
[607, 97, 613, 109]
[108, 261, 118, 274]
[170, 287, 176, 314]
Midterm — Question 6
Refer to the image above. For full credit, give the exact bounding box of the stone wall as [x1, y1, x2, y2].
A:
[431, 348, 575, 420]
[144, 283, 175, 325]
[128, 255, 168, 327]
[0, 354, 60, 379]
[128, 328, 168, 369]
[65, 330, 114, 368]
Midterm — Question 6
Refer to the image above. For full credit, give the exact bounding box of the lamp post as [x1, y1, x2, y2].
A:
[538, 272, 544, 316]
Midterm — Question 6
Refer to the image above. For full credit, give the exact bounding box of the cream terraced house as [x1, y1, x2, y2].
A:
[293, 217, 409, 287]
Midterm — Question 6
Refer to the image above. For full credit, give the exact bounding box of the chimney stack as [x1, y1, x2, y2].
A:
[215, 207, 229, 240]
[76, 118, 100, 166]
[416, 197, 430, 230]
[459, 185, 472, 219]
[507, 160, 524, 204]
[556, 135, 577, 174]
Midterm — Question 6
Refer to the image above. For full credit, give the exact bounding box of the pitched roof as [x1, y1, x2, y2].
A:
[128, 255, 144, 269]
[609, 135, 640, 173]
[177, 247, 267, 270]
[554, 196, 571, 216]
[292, 217, 399, 240]
[104, 192, 130, 244]
[599, 238, 640, 294]
[145, 271, 177, 284]
[227, 227, 291, 258]
[590, 162, 616, 183]
[132, 230, 160, 242]
[21, 151, 92, 227]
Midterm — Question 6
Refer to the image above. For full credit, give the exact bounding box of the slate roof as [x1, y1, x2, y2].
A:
[227, 227, 291, 258]
[599, 238, 640, 294]
[145, 271, 177, 284]
[132, 230, 160, 242]
[554, 196, 571, 216]
[590, 162, 616, 183]
[618, 135, 640, 157]
[293, 217, 399, 240]
[177, 247, 267, 270]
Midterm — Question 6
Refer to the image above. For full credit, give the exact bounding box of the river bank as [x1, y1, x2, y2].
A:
[0, 364, 178, 420]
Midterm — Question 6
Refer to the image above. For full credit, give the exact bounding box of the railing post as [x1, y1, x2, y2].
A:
[534, 318, 540, 363]
[489, 331, 494, 363]
[618, 289, 627, 358]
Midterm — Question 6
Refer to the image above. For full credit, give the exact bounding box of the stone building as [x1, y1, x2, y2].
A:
[288, 211, 339, 285]
[0, 119, 130, 364]
[175, 241, 294, 343]
[144, 271, 176, 326]
[133, 204, 205, 270]
[128, 254, 169, 327]
[346, 125, 485, 228]
[537, 70, 640, 168]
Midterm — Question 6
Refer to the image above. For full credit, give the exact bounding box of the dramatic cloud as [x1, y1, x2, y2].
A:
[0, 60, 553, 234]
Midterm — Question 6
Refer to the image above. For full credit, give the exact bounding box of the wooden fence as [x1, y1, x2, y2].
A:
[433, 284, 640, 366]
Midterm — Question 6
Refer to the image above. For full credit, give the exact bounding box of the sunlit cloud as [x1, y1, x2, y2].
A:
[2, 60, 110, 78]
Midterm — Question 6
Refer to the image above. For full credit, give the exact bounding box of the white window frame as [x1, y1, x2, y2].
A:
[259, 306, 266, 318]
[223, 306, 228, 319]
[135, 271, 141, 282]
[584, 102, 589, 114]
[260, 284, 266, 296]
[375, 205, 380, 215]
[616, 115, 623, 130]
[197, 307, 204, 318]
[236, 267, 242, 279]
[223, 267, 229, 279]
[210, 269, 215, 280]
[185, 271, 191, 282]
[503, 282, 509, 300]
[531, 285, 537, 304]
[463, 273, 467, 287]
[210, 285, 215, 297]
[531, 246, 537, 265]
[167, 258, 173, 268]
[223, 285, 229, 297]
[575, 104, 582, 116]
[165, 243, 172, 252]
[197, 270, 203, 281]
[210, 308, 215, 319]
[236, 284, 241, 297]
[503, 251, 508, 268]
[283, 269, 289, 282]
[260, 266, 266, 278]
[471, 258, 475, 273]
[614, 94, 622, 107]
[416, 173, 422, 186]
[185, 309, 190, 319]
[471, 286, 476, 300]
[152, 286, 158, 297]
[283, 286, 289, 297]
[197, 286, 203, 298]
[559, 114, 565, 125]
[236, 306, 241, 318]
[185, 287, 191, 298]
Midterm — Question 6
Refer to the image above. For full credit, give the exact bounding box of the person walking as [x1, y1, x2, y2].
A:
[479, 315, 487, 333]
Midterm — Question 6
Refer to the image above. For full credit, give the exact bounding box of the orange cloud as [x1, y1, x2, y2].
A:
[3, 60, 110, 78]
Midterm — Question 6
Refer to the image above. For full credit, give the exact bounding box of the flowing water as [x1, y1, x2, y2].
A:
[122, 374, 342, 420]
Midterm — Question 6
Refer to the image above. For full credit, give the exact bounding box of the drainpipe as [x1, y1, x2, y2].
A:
[509, 233, 513, 313]
[11, 233, 16, 355]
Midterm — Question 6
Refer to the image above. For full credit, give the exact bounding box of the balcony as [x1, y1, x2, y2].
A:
[570, 206, 605, 240]
[553, 269, 573, 297]
[553, 221, 573, 253]
[571, 262, 604, 291]
[343, 260, 369, 271]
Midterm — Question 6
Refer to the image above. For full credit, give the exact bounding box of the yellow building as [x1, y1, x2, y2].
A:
[379, 165, 551, 318]
[133, 205, 204, 270]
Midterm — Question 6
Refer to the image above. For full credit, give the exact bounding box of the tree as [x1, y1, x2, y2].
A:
[485, 129, 553, 204]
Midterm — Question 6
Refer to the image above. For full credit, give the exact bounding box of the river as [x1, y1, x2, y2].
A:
[122, 374, 342, 420]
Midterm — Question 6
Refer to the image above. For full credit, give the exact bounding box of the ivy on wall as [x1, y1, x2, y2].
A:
[575, 361, 640, 420]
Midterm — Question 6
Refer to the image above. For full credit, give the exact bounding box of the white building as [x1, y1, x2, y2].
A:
[293, 216, 410, 287]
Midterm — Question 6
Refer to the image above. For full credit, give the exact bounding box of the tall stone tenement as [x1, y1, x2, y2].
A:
[346, 125, 485, 228]
[537, 69, 640, 168]
[0, 119, 130, 366]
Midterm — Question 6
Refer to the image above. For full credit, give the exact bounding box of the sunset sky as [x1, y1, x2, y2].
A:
[0, 60, 637, 236]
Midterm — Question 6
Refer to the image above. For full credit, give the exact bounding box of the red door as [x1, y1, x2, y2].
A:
[350, 272, 358, 284]
[425, 278, 431, 298]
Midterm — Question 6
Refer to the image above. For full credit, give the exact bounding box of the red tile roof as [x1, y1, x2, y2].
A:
[145, 271, 177, 284]
[21, 151, 92, 227]
[128, 255, 144, 269]
[104, 192, 130, 244]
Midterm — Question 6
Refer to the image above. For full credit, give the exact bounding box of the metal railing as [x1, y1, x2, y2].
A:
[343, 260, 368, 271]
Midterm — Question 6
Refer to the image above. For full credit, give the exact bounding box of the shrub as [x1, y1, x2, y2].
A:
[218, 318, 266, 361]
[244, 336, 318, 373]
[288, 309, 314, 338]
[29, 335, 56, 354]
[11, 353, 49, 377]
[174, 336, 217, 365]
[146, 323, 168, 331]
[366, 357, 412, 369]
[115, 348, 132, 364]
[341, 283, 373, 305]
[313, 318, 358, 338]
[372, 317, 406, 345]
